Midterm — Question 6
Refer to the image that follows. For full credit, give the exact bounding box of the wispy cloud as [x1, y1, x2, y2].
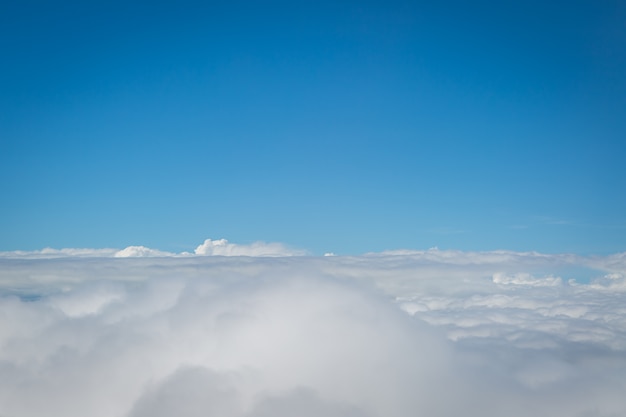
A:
[533, 215, 578, 226]
[426, 227, 469, 235]
[0, 247, 119, 258]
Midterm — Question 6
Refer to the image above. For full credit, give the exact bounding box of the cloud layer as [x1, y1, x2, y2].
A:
[1, 244, 626, 417]
[0, 238, 306, 259]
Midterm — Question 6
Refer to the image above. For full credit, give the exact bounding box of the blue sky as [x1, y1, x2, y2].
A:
[1, 0, 625, 255]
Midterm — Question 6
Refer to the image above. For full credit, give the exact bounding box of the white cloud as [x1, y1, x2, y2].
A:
[492, 272, 562, 286]
[0, 238, 307, 259]
[0, 247, 118, 258]
[114, 246, 175, 258]
[194, 238, 307, 257]
[1, 247, 626, 417]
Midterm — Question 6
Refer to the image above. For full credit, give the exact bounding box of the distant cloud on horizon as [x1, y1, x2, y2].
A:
[2, 239, 626, 286]
[193, 238, 308, 257]
[0, 238, 307, 259]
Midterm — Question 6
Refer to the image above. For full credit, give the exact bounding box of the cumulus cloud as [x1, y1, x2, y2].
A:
[114, 246, 176, 258]
[1, 247, 626, 417]
[193, 238, 306, 256]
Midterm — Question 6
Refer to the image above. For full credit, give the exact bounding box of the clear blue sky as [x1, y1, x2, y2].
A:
[2, 0, 625, 255]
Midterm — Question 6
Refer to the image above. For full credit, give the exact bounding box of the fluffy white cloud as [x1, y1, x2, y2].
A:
[194, 238, 307, 256]
[114, 246, 175, 258]
[1, 247, 626, 417]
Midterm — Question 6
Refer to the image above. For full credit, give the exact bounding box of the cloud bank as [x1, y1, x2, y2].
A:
[1, 244, 626, 417]
[0, 238, 306, 259]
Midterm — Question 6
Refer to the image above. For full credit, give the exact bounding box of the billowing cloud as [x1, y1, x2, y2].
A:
[193, 238, 307, 257]
[1, 246, 625, 417]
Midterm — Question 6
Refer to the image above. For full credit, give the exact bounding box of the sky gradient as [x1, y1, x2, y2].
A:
[2, 0, 625, 254]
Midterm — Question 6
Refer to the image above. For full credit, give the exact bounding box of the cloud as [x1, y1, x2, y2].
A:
[492, 272, 562, 286]
[0, 238, 306, 259]
[0, 247, 118, 258]
[193, 238, 307, 257]
[1, 247, 626, 417]
[114, 246, 176, 258]
[128, 367, 242, 417]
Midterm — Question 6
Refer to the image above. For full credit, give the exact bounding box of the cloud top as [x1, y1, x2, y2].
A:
[193, 238, 307, 257]
[1, 247, 626, 417]
[114, 246, 175, 258]
[0, 238, 307, 259]
[0, 247, 118, 258]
